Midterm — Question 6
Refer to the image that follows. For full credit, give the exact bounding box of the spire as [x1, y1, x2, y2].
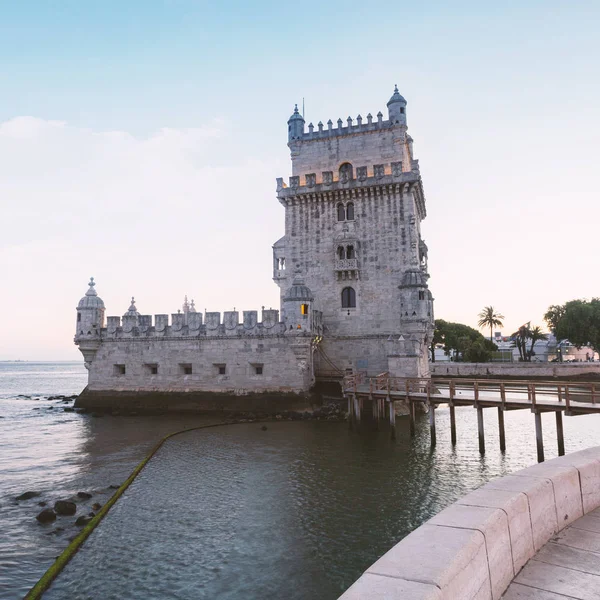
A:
[85, 277, 97, 297]
[183, 295, 190, 314]
[125, 296, 139, 316]
[387, 84, 407, 106]
[190, 299, 197, 313]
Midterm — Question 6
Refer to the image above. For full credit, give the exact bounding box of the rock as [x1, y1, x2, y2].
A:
[261, 425, 268, 431]
[75, 515, 94, 527]
[77, 491, 92, 499]
[32, 408, 40, 410]
[54, 500, 77, 516]
[16, 491, 41, 501]
[63, 407, 75, 412]
[38, 501, 47, 507]
[91, 503, 102, 511]
[108, 484, 120, 490]
[47, 406, 54, 410]
[36, 508, 56, 523]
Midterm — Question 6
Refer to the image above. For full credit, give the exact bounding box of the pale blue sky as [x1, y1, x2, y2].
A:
[1, 1, 599, 358]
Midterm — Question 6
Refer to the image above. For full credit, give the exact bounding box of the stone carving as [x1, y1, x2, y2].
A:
[391, 161, 403, 177]
[322, 171, 333, 186]
[289, 176, 299, 189]
[357, 166, 367, 182]
[374, 164, 385, 179]
[306, 173, 316, 188]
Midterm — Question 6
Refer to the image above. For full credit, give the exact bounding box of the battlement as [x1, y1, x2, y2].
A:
[277, 160, 421, 195]
[99, 309, 285, 339]
[295, 113, 402, 143]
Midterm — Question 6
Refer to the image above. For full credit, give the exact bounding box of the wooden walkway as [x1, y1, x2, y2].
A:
[343, 374, 600, 462]
[503, 507, 600, 599]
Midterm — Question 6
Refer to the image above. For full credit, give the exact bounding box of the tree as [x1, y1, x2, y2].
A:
[433, 319, 497, 362]
[510, 323, 531, 362]
[430, 319, 447, 362]
[529, 326, 548, 359]
[544, 304, 566, 336]
[554, 299, 600, 358]
[477, 306, 505, 342]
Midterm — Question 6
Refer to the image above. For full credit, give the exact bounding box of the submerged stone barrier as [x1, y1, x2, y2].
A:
[24, 421, 235, 600]
[338, 446, 600, 599]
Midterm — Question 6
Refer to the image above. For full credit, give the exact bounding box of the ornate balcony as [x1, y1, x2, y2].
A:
[334, 258, 358, 271]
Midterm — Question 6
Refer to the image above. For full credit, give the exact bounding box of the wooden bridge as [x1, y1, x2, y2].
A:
[343, 373, 600, 462]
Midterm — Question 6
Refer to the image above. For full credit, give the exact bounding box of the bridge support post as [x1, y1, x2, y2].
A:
[449, 404, 456, 446]
[347, 395, 354, 429]
[535, 411, 545, 463]
[556, 411, 565, 456]
[389, 400, 396, 440]
[409, 400, 415, 437]
[477, 405, 485, 454]
[498, 407, 506, 453]
[429, 402, 436, 446]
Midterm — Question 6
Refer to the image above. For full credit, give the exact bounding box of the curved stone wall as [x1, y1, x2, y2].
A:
[338, 447, 600, 600]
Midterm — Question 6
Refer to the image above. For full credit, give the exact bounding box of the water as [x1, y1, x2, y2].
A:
[0, 363, 216, 600]
[1, 364, 600, 600]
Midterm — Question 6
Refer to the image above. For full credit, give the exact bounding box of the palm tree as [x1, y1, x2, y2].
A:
[511, 323, 532, 361]
[478, 306, 505, 342]
[529, 325, 549, 359]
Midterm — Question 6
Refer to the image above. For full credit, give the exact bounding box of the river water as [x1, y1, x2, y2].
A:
[2, 363, 600, 600]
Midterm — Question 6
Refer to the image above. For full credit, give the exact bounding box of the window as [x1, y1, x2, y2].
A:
[337, 203, 345, 221]
[400, 107, 405, 114]
[113, 364, 126, 376]
[301, 303, 309, 316]
[341, 287, 356, 308]
[346, 245, 355, 259]
[77, 313, 81, 322]
[346, 202, 355, 221]
[418, 291, 425, 300]
[179, 363, 192, 375]
[145, 363, 158, 375]
[254, 364, 263, 375]
[337, 246, 345, 259]
[215, 364, 226, 375]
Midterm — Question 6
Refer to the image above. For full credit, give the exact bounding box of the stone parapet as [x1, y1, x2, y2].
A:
[294, 115, 401, 142]
[338, 447, 600, 600]
[432, 362, 600, 380]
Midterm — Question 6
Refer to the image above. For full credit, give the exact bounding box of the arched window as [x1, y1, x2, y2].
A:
[341, 287, 356, 308]
[346, 202, 355, 221]
[337, 203, 346, 221]
[339, 162, 353, 183]
[337, 246, 345, 259]
[346, 245, 355, 259]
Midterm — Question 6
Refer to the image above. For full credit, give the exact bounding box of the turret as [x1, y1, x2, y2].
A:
[75, 277, 105, 339]
[399, 269, 432, 324]
[288, 104, 305, 142]
[283, 276, 314, 332]
[387, 84, 407, 126]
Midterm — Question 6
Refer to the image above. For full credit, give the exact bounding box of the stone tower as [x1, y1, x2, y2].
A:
[74, 277, 105, 369]
[273, 86, 434, 377]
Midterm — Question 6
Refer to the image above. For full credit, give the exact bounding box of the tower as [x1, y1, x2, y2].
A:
[75, 277, 105, 369]
[274, 86, 433, 377]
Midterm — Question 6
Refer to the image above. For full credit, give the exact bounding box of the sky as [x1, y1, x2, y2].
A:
[0, 0, 599, 360]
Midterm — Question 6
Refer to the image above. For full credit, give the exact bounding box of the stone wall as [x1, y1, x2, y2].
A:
[85, 335, 314, 395]
[338, 447, 600, 600]
[432, 362, 600, 380]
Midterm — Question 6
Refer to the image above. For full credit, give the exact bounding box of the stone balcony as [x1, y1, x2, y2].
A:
[335, 258, 358, 271]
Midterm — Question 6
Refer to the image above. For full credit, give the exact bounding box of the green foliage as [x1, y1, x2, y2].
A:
[544, 304, 566, 335]
[477, 306, 505, 341]
[433, 319, 497, 362]
[554, 298, 600, 355]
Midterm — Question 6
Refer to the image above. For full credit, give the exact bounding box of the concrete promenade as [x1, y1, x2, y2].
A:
[503, 508, 600, 599]
[338, 447, 600, 599]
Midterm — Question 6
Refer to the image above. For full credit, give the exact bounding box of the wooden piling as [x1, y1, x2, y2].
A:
[429, 402, 436, 446]
[450, 404, 457, 446]
[347, 395, 353, 429]
[498, 407, 506, 452]
[477, 405, 485, 454]
[389, 400, 396, 440]
[534, 411, 544, 463]
[556, 411, 565, 456]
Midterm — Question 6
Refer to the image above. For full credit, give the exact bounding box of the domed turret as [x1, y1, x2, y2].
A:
[75, 277, 105, 338]
[387, 84, 407, 125]
[283, 276, 314, 331]
[123, 296, 139, 317]
[288, 104, 305, 142]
